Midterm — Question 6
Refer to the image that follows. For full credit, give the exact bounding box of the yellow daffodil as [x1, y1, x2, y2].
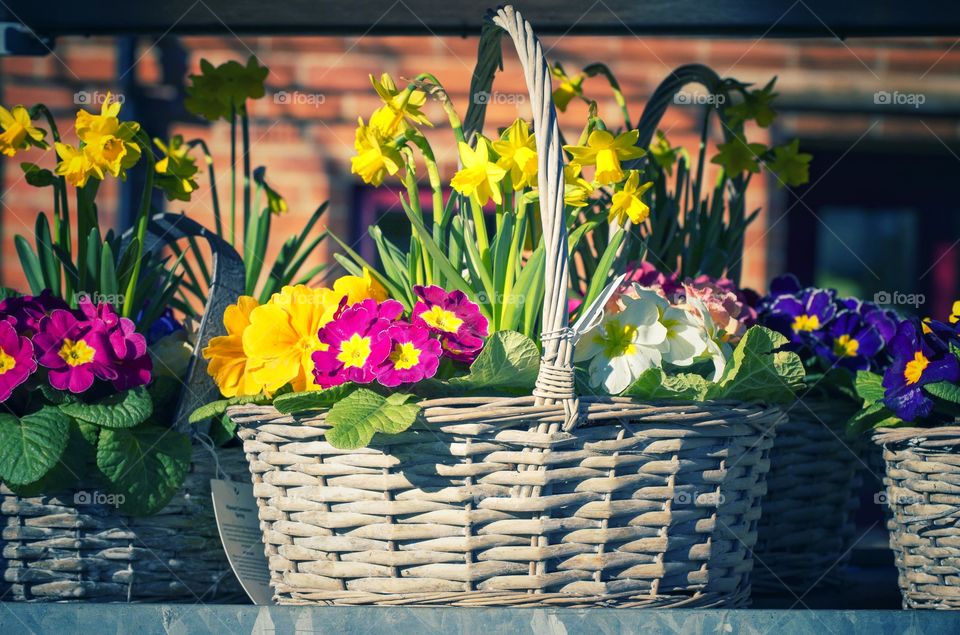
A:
[351, 117, 403, 186]
[608, 170, 654, 226]
[451, 136, 507, 206]
[564, 129, 645, 185]
[53, 142, 95, 188]
[0, 105, 47, 156]
[369, 73, 431, 136]
[202, 296, 266, 398]
[767, 138, 812, 187]
[725, 78, 778, 128]
[649, 130, 680, 176]
[563, 161, 594, 208]
[154, 135, 199, 202]
[551, 63, 584, 112]
[333, 268, 388, 305]
[243, 285, 343, 393]
[711, 135, 766, 175]
[492, 119, 538, 190]
[75, 93, 142, 180]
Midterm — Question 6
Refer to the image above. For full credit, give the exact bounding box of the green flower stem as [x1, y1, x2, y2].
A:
[691, 105, 712, 225]
[400, 148, 432, 286]
[406, 133, 443, 283]
[499, 196, 527, 329]
[34, 104, 72, 298]
[121, 136, 156, 318]
[189, 139, 223, 236]
[229, 104, 237, 247]
[241, 106, 252, 247]
[469, 197, 490, 268]
[583, 63, 632, 129]
[75, 179, 100, 293]
[414, 73, 464, 144]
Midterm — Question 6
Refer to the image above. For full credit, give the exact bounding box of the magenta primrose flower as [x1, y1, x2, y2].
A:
[411, 285, 488, 363]
[79, 299, 152, 390]
[312, 299, 403, 389]
[0, 290, 69, 336]
[0, 319, 37, 401]
[374, 321, 442, 387]
[34, 308, 118, 393]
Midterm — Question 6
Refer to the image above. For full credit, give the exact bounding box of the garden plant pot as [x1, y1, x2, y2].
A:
[873, 426, 960, 610]
[751, 399, 863, 594]
[226, 5, 784, 608]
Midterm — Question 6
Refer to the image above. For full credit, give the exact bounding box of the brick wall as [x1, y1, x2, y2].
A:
[2, 33, 960, 295]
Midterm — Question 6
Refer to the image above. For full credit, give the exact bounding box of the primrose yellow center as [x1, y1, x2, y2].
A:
[420, 306, 463, 334]
[832, 334, 860, 358]
[389, 342, 422, 370]
[592, 319, 638, 358]
[58, 338, 96, 367]
[904, 351, 930, 385]
[0, 347, 16, 375]
[336, 334, 372, 369]
[792, 314, 820, 332]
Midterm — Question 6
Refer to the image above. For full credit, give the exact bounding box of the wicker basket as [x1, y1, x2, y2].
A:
[752, 399, 863, 594]
[228, 5, 783, 608]
[0, 214, 249, 602]
[873, 426, 960, 609]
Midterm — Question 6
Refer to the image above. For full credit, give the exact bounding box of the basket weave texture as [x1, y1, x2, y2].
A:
[0, 449, 248, 602]
[874, 426, 960, 609]
[752, 400, 863, 593]
[0, 214, 248, 602]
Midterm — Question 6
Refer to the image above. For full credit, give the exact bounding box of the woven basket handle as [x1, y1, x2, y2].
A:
[468, 6, 578, 430]
[133, 213, 245, 433]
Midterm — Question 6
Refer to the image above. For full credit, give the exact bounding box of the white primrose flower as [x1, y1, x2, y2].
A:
[628, 285, 708, 367]
[574, 294, 668, 394]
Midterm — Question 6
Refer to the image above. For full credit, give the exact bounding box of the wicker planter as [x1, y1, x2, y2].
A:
[873, 426, 960, 609]
[0, 214, 249, 602]
[0, 448, 248, 602]
[751, 399, 863, 594]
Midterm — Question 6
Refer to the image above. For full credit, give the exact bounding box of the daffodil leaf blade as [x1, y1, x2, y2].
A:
[448, 330, 540, 395]
[96, 425, 192, 516]
[325, 388, 421, 449]
[0, 406, 71, 486]
[59, 386, 153, 429]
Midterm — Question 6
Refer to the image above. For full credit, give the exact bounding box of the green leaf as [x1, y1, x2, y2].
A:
[846, 401, 903, 436]
[209, 413, 238, 447]
[707, 326, 804, 404]
[325, 389, 421, 450]
[188, 393, 273, 425]
[6, 419, 99, 496]
[925, 381, 960, 405]
[448, 330, 541, 395]
[96, 425, 192, 516]
[14, 235, 46, 295]
[855, 371, 886, 403]
[0, 407, 71, 485]
[59, 386, 153, 429]
[273, 385, 357, 414]
[626, 368, 711, 400]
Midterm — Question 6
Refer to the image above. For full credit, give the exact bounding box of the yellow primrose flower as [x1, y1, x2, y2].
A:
[563, 162, 594, 208]
[369, 73, 431, 136]
[551, 63, 584, 112]
[767, 138, 812, 188]
[492, 119, 538, 190]
[202, 296, 267, 398]
[564, 129, 645, 185]
[0, 105, 47, 156]
[451, 136, 507, 207]
[76, 93, 142, 179]
[351, 117, 403, 186]
[154, 135, 199, 202]
[333, 268, 388, 305]
[711, 135, 766, 175]
[950, 301, 960, 324]
[244, 285, 343, 393]
[53, 142, 96, 188]
[608, 170, 654, 226]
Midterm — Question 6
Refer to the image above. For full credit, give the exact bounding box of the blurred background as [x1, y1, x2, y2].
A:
[1, 32, 958, 319]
